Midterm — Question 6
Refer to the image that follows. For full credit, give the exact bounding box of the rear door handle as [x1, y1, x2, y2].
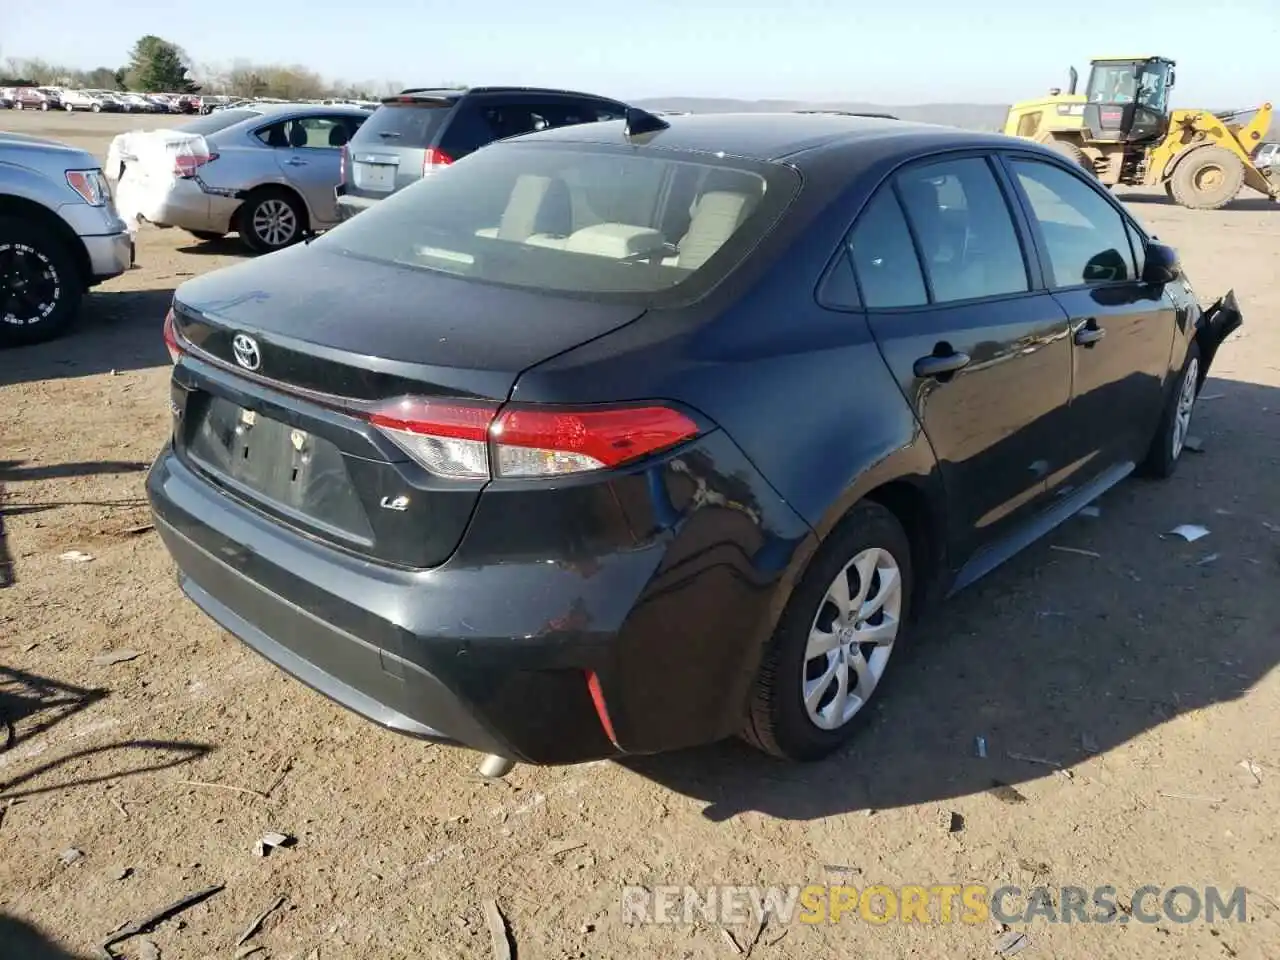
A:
[913, 351, 971, 379]
[1074, 320, 1106, 346]
[285, 158, 308, 166]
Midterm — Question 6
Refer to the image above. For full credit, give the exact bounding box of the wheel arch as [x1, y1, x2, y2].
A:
[233, 181, 313, 233]
[0, 195, 91, 290]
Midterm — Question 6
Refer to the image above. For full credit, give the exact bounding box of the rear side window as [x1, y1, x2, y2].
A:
[895, 157, 1029, 303]
[847, 189, 928, 309]
[315, 143, 799, 300]
[1012, 159, 1137, 286]
[352, 102, 453, 147]
[180, 109, 262, 136]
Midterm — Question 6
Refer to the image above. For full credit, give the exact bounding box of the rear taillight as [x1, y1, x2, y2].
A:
[422, 147, 453, 175]
[162, 307, 182, 363]
[366, 398, 699, 481]
[174, 150, 218, 178]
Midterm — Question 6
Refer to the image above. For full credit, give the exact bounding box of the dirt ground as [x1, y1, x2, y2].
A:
[2, 110, 1279, 960]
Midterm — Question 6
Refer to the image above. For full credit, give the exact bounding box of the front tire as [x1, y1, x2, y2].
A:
[0, 216, 84, 348]
[743, 501, 914, 762]
[1169, 146, 1245, 210]
[236, 188, 306, 254]
[1140, 341, 1201, 478]
[1044, 137, 1094, 175]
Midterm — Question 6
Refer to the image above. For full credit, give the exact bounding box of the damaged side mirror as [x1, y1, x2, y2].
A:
[1142, 241, 1181, 284]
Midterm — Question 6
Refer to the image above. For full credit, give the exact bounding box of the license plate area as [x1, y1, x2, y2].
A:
[185, 395, 375, 543]
[354, 160, 397, 193]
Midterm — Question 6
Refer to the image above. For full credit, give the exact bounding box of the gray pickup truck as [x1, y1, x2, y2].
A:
[1, 131, 134, 346]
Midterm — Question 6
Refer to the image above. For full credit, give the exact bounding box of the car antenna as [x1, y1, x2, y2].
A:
[623, 106, 670, 140]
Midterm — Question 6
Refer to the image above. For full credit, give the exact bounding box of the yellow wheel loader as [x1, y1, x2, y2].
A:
[1004, 56, 1279, 210]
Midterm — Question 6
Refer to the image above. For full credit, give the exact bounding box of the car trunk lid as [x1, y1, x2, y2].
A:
[167, 243, 647, 568]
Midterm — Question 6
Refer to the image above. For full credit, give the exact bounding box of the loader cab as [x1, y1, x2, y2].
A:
[1083, 57, 1175, 144]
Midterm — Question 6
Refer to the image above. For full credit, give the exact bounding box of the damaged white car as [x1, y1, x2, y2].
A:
[107, 104, 368, 253]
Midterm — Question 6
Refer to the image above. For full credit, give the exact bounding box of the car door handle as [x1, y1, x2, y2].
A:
[285, 158, 308, 166]
[1074, 320, 1106, 347]
[913, 350, 971, 379]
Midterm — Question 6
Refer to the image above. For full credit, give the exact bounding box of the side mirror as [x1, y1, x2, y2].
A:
[1142, 241, 1181, 284]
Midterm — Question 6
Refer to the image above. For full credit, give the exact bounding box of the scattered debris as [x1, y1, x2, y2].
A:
[21, 642, 38, 652]
[138, 940, 160, 960]
[995, 930, 1031, 957]
[1199, 393, 1225, 401]
[234, 946, 264, 960]
[264, 757, 295, 797]
[1167, 524, 1210, 542]
[108, 866, 131, 882]
[579, 922, 594, 934]
[1080, 732, 1100, 754]
[948, 811, 965, 833]
[975, 736, 988, 759]
[60, 848, 85, 867]
[236, 894, 287, 946]
[121, 523, 155, 536]
[1196, 553, 1221, 566]
[482, 898, 513, 960]
[110, 798, 129, 819]
[1183, 436, 1205, 453]
[1007, 752, 1061, 769]
[988, 781, 1028, 805]
[546, 839, 587, 859]
[720, 927, 743, 955]
[252, 832, 293, 857]
[1158, 792, 1225, 803]
[60, 550, 94, 563]
[742, 911, 768, 957]
[823, 864, 860, 875]
[92, 650, 141, 666]
[1049, 545, 1101, 558]
[1238, 760, 1263, 785]
[175, 779, 270, 800]
[1079, 505, 1102, 517]
[99, 884, 224, 959]
[1056, 768, 1075, 781]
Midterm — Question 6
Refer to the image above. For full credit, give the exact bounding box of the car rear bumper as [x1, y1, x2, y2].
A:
[147, 431, 814, 765]
[334, 192, 379, 221]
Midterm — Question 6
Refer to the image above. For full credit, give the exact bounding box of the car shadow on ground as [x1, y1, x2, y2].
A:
[0, 287, 174, 387]
[174, 236, 249, 257]
[1116, 191, 1280, 212]
[0, 665, 212, 802]
[625, 376, 1279, 821]
[0, 914, 95, 960]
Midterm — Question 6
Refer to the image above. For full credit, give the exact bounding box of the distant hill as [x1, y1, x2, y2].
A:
[631, 98, 1013, 132]
[632, 97, 1280, 141]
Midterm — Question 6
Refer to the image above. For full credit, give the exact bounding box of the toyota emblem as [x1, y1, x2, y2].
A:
[231, 333, 261, 371]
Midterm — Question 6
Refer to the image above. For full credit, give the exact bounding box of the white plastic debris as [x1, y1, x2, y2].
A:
[59, 550, 94, 563]
[1079, 505, 1102, 518]
[1167, 524, 1209, 542]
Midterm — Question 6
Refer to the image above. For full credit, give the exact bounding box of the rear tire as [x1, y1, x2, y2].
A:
[1140, 340, 1201, 479]
[742, 501, 914, 762]
[0, 216, 84, 348]
[1168, 146, 1245, 210]
[236, 188, 306, 254]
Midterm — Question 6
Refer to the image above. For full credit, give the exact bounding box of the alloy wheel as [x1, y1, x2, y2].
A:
[0, 242, 61, 328]
[1171, 355, 1199, 460]
[802, 546, 903, 730]
[251, 199, 298, 248]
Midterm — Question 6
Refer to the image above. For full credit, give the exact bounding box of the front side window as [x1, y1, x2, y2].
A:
[315, 143, 798, 300]
[1012, 159, 1137, 286]
[894, 157, 1029, 304]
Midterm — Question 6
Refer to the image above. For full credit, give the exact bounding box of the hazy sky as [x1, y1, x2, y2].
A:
[6, 0, 1279, 105]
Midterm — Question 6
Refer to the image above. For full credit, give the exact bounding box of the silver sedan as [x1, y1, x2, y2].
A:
[109, 104, 369, 253]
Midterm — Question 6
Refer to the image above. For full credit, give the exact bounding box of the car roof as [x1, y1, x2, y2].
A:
[512, 111, 1019, 166]
[389, 85, 624, 104]
[245, 102, 370, 118]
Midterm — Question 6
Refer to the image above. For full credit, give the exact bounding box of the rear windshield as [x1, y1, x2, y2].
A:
[352, 102, 453, 148]
[179, 109, 263, 136]
[315, 142, 799, 300]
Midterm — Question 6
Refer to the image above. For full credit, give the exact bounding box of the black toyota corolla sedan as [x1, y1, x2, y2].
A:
[149, 109, 1242, 770]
